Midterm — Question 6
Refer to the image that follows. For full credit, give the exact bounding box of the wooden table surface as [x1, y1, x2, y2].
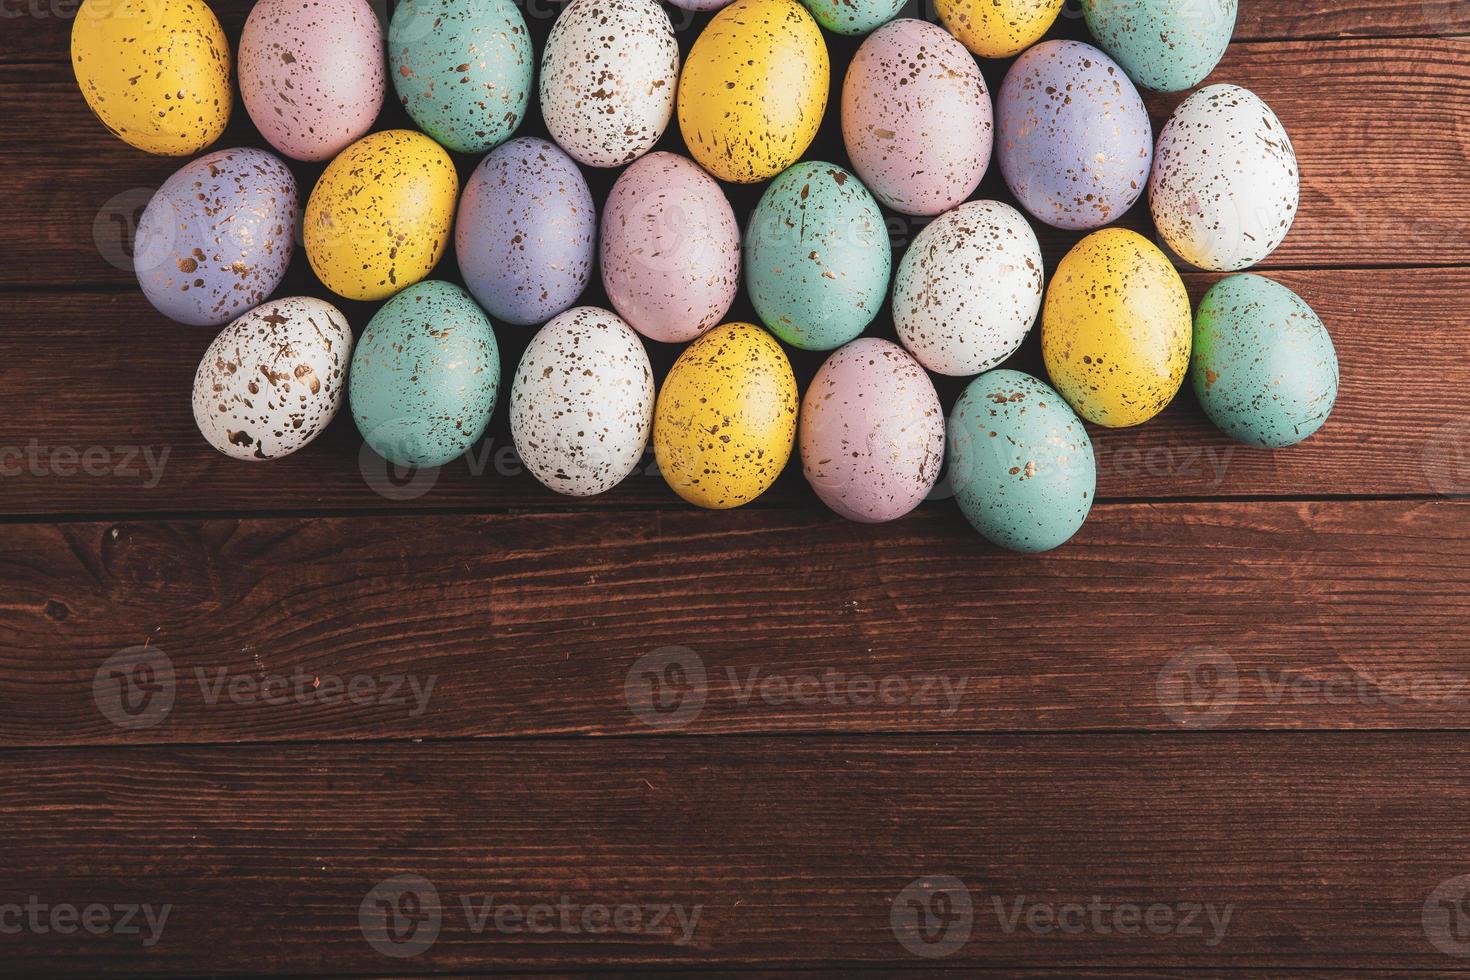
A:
[2, 0, 1469, 974]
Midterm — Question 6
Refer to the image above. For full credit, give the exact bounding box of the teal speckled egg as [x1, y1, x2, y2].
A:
[350, 281, 502, 467]
[389, 0, 533, 154]
[746, 161, 891, 352]
[800, 0, 904, 35]
[1191, 274, 1338, 449]
[1081, 0, 1236, 93]
[948, 370, 1096, 553]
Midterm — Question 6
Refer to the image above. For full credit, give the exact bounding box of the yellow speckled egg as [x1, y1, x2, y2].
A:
[936, 0, 1064, 59]
[1042, 228, 1191, 428]
[677, 0, 829, 184]
[71, 0, 231, 156]
[305, 130, 460, 302]
[654, 322, 799, 509]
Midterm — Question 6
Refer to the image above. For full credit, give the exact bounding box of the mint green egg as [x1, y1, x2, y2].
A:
[800, 0, 904, 35]
[389, 0, 532, 154]
[350, 281, 501, 468]
[948, 370, 1096, 553]
[746, 162, 892, 352]
[1082, 0, 1236, 93]
[1192, 274, 1338, 449]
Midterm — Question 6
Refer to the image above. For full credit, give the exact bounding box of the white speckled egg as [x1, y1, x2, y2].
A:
[1150, 84, 1300, 272]
[800, 338, 944, 523]
[192, 297, 354, 461]
[540, 0, 679, 168]
[893, 201, 1043, 377]
[511, 307, 656, 497]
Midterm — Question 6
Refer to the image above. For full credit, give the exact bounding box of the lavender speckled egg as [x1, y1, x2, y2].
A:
[893, 201, 1043, 377]
[668, 0, 734, 8]
[389, 0, 533, 155]
[511, 307, 656, 497]
[540, 0, 679, 168]
[349, 281, 501, 468]
[948, 369, 1096, 553]
[1150, 84, 1300, 272]
[601, 152, 740, 345]
[996, 39, 1152, 230]
[135, 148, 297, 327]
[239, 0, 386, 163]
[800, 338, 944, 523]
[457, 137, 597, 327]
[192, 297, 353, 461]
[842, 19, 992, 217]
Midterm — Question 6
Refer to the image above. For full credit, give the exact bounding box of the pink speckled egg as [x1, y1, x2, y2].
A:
[239, 0, 386, 162]
[600, 153, 740, 345]
[841, 19, 992, 217]
[800, 337, 945, 523]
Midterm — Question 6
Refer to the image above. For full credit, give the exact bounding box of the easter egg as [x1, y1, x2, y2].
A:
[540, 0, 679, 168]
[1150, 84, 1300, 272]
[996, 40, 1153, 231]
[669, 0, 734, 8]
[654, 322, 798, 509]
[841, 19, 992, 217]
[1042, 228, 1192, 428]
[745, 162, 891, 352]
[389, 0, 533, 155]
[600, 152, 740, 344]
[678, 0, 829, 184]
[135, 148, 297, 327]
[948, 370, 1096, 553]
[892, 200, 1043, 377]
[192, 297, 353, 461]
[239, 0, 385, 162]
[70, 0, 231, 156]
[510, 308, 656, 497]
[800, 338, 944, 523]
[1192, 274, 1338, 448]
[936, 0, 1063, 58]
[458, 137, 597, 327]
[349, 281, 501, 468]
[305, 130, 459, 302]
[801, 0, 904, 35]
[1082, 0, 1236, 93]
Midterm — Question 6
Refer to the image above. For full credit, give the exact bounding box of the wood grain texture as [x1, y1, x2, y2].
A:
[4, 735, 1470, 973]
[2, 500, 1465, 745]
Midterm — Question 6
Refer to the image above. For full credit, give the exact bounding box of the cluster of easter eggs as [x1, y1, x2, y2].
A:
[73, 0, 1340, 552]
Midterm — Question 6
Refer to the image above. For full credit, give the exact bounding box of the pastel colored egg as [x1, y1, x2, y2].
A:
[800, 338, 944, 523]
[668, 0, 734, 8]
[305, 130, 459, 302]
[192, 297, 354, 461]
[349, 281, 501, 468]
[134, 148, 297, 327]
[948, 369, 1096, 553]
[540, 0, 679, 168]
[1192, 274, 1338, 448]
[70, 0, 231, 156]
[1150, 84, 1300, 272]
[510, 307, 656, 497]
[1042, 228, 1192, 428]
[841, 19, 992, 217]
[936, 0, 1063, 58]
[600, 152, 740, 344]
[746, 162, 891, 352]
[893, 200, 1043, 377]
[678, 0, 830, 184]
[654, 322, 799, 509]
[389, 0, 532, 155]
[457, 137, 597, 327]
[1082, 0, 1236, 93]
[239, 0, 385, 163]
[996, 40, 1153, 231]
[801, 0, 904, 35]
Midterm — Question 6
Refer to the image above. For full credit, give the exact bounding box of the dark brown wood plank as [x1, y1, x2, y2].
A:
[2, 500, 1465, 745]
[3, 735, 1470, 973]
